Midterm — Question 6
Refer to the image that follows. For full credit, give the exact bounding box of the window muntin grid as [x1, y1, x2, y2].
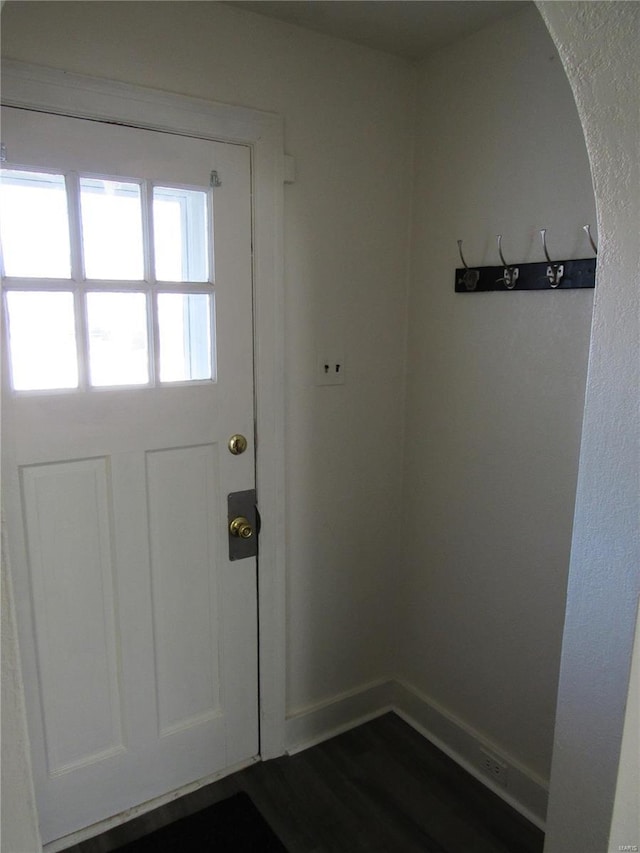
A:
[1, 168, 215, 392]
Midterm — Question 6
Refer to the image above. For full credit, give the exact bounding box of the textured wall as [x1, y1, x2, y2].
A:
[536, 3, 640, 852]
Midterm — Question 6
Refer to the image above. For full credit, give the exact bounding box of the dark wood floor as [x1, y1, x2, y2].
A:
[62, 713, 544, 853]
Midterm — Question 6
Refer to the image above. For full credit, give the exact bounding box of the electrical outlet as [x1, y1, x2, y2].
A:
[479, 748, 509, 787]
[316, 356, 345, 386]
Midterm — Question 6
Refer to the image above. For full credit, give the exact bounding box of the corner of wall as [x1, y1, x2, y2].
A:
[284, 678, 548, 828]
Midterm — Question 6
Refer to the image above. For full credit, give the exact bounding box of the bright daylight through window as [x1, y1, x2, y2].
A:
[0, 169, 214, 391]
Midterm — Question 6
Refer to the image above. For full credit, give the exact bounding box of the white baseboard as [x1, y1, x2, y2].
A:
[285, 678, 548, 830]
[285, 679, 394, 755]
[391, 680, 548, 830]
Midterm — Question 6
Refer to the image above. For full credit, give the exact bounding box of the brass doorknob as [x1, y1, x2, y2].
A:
[229, 516, 253, 539]
[228, 434, 248, 455]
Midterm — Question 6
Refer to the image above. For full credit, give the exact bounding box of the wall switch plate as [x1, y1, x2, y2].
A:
[316, 356, 345, 386]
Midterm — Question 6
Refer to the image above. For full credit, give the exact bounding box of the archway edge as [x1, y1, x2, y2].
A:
[535, 3, 640, 852]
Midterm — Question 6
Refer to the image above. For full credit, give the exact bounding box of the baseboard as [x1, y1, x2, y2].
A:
[285, 678, 548, 830]
[391, 680, 548, 830]
[285, 679, 394, 754]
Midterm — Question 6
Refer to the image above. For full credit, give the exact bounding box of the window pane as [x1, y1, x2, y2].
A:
[87, 292, 149, 386]
[153, 187, 209, 282]
[6, 291, 78, 390]
[80, 179, 144, 280]
[158, 293, 213, 382]
[0, 170, 72, 278]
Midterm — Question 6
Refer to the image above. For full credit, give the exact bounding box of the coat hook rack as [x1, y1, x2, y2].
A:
[454, 229, 596, 293]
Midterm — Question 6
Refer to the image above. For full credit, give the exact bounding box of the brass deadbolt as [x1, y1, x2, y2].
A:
[228, 434, 248, 455]
[229, 516, 253, 539]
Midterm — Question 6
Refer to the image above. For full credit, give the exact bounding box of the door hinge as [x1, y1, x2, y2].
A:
[1, 143, 7, 163]
[210, 170, 222, 188]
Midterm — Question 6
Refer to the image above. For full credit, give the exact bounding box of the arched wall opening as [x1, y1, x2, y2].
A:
[536, 4, 640, 851]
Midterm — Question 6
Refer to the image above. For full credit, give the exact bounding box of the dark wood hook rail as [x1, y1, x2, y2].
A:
[455, 257, 596, 293]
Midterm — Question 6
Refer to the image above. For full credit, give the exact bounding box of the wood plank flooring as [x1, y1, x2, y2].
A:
[61, 713, 544, 853]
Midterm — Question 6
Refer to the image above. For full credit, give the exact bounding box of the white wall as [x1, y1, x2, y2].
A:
[399, 4, 596, 786]
[536, 3, 640, 851]
[0, 0, 414, 715]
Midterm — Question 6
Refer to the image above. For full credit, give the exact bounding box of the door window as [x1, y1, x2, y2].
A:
[4, 290, 78, 391]
[153, 186, 210, 282]
[79, 177, 145, 281]
[0, 170, 72, 278]
[1, 168, 215, 391]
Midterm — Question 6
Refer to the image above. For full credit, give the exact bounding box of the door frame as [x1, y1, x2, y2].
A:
[1, 57, 287, 779]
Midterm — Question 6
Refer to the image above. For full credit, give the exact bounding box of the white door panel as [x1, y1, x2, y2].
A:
[21, 458, 124, 776]
[1, 107, 258, 843]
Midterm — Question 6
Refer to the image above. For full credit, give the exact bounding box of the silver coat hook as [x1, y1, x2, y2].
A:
[456, 240, 479, 291]
[540, 229, 564, 287]
[457, 239, 469, 269]
[583, 224, 598, 255]
[539, 228, 553, 264]
[497, 235, 518, 289]
[497, 234, 508, 269]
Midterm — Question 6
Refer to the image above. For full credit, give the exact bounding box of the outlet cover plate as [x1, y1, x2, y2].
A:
[479, 748, 509, 787]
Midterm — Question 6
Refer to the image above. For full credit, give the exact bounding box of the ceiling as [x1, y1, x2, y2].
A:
[226, 1, 527, 61]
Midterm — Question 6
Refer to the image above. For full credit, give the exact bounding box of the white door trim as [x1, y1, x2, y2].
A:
[0, 59, 287, 766]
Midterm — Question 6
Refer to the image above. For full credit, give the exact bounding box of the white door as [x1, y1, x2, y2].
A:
[1, 107, 258, 844]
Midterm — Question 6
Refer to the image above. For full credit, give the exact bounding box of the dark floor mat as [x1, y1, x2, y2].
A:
[113, 791, 287, 852]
